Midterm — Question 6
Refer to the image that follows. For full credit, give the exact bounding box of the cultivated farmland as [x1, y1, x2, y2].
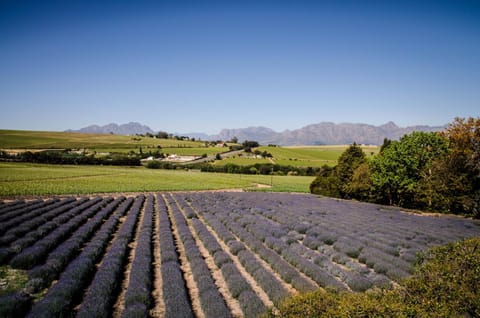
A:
[0, 192, 479, 317]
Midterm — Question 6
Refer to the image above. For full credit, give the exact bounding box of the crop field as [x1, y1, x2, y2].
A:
[0, 130, 206, 153]
[1, 192, 478, 317]
[258, 145, 379, 167]
[0, 130, 380, 168]
[213, 157, 273, 167]
[0, 163, 314, 196]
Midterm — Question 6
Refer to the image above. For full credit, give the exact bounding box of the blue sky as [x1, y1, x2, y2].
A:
[1, 0, 479, 134]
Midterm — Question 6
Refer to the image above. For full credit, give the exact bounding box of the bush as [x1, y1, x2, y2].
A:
[404, 236, 480, 316]
[146, 160, 161, 169]
[0, 292, 32, 318]
[270, 237, 480, 317]
[227, 240, 245, 255]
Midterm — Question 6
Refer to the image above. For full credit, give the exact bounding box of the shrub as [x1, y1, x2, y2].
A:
[123, 195, 154, 313]
[403, 237, 480, 316]
[213, 251, 231, 268]
[303, 235, 321, 250]
[227, 240, 245, 255]
[146, 160, 161, 169]
[161, 262, 193, 318]
[270, 237, 480, 317]
[345, 273, 373, 292]
[222, 272, 250, 298]
[238, 290, 266, 318]
[0, 292, 32, 318]
[293, 223, 309, 234]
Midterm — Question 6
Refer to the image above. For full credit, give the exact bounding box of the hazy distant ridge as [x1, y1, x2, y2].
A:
[67, 122, 155, 135]
[68, 121, 444, 145]
[211, 121, 444, 145]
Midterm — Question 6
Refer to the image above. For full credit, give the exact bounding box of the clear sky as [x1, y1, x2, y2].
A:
[1, 0, 479, 134]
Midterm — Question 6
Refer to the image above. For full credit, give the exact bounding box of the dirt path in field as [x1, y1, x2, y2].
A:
[163, 194, 204, 318]
[112, 196, 147, 317]
[151, 195, 166, 318]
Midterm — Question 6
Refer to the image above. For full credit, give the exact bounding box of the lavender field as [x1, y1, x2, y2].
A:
[1, 192, 479, 317]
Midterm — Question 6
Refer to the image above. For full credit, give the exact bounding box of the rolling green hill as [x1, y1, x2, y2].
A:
[0, 129, 379, 168]
[0, 129, 208, 153]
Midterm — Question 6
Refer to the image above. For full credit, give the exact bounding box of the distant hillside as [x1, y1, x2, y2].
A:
[67, 122, 154, 135]
[67, 121, 445, 145]
[210, 122, 445, 145]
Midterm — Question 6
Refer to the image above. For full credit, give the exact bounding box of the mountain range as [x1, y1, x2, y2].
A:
[67, 122, 155, 136]
[68, 121, 445, 146]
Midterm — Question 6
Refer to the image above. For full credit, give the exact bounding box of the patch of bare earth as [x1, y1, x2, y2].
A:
[163, 194, 204, 318]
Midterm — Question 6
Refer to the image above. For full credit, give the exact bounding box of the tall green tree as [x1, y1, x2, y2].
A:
[310, 165, 340, 197]
[371, 132, 448, 208]
[336, 143, 367, 199]
[348, 162, 372, 201]
[436, 117, 480, 217]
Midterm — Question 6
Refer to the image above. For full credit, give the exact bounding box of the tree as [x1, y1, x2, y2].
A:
[310, 165, 340, 197]
[379, 138, 392, 153]
[336, 143, 367, 199]
[436, 117, 480, 216]
[243, 140, 260, 148]
[370, 132, 448, 208]
[348, 162, 372, 201]
[156, 131, 169, 139]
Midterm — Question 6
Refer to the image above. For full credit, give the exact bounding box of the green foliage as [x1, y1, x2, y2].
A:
[348, 162, 372, 201]
[0, 266, 28, 297]
[309, 165, 339, 197]
[9, 150, 142, 166]
[306, 117, 480, 217]
[370, 132, 448, 207]
[145, 160, 161, 169]
[404, 237, 480, 317]
[436, 117, 480, 217]
[270, 237, 480, 318]
[336, 143, 367, 199]
[310, 144, 369, 199]
[0, 162, 315, 195]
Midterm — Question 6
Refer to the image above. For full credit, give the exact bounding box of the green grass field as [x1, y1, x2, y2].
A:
[161, 147, 224, 156]
[1, 130, 379, 169]
[213, 156, 272, 166]
[0, 162, 314, 196]
[0, 130, 375, 197]
[0, 130, 205, 151]
[259, 145, 378, 167]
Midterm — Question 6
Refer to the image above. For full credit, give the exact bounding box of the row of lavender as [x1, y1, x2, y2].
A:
[174, 192, 480, 293]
